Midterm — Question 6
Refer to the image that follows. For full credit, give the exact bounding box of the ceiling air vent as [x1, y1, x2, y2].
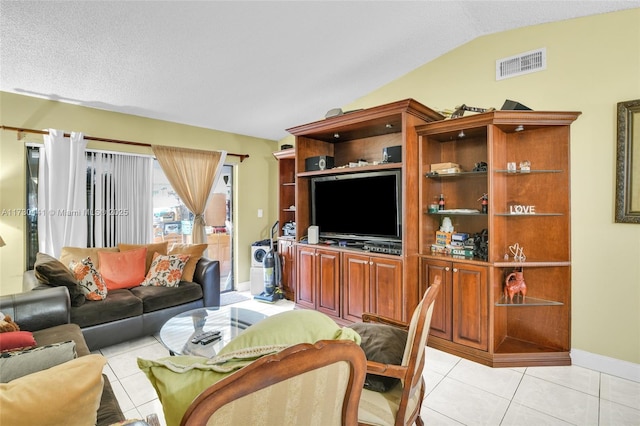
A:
[496, 48, 546, 80]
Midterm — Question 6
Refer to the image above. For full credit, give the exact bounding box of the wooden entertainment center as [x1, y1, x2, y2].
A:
[275, 99, 581, 367]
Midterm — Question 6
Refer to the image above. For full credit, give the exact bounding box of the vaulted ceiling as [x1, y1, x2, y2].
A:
[2, 1, 639, 140]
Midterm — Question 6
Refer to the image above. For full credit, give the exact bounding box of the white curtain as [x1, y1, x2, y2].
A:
[87, 152, 153, 246]
[38, 129, 87, 257]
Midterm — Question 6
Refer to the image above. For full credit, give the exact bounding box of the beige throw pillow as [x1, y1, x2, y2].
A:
[59, 246, 119, 270]
[168, 243, 208, 282]
[0, 354, 106, 426]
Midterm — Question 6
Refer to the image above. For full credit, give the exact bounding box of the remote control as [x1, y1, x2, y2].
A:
[191, 330, 221, 344]
[200, 334, 222, 345]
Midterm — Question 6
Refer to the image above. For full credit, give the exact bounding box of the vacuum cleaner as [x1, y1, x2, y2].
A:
[254, 221, 283, 303]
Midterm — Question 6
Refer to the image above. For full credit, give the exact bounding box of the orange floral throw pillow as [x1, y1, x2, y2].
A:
[69, 257, 108, 301]
[141, 252, 191, 287]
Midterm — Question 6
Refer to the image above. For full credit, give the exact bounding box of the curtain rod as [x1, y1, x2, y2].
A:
[0, 125, 250, 162]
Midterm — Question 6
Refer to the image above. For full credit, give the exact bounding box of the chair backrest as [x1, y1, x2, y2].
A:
[398, 277, 441, 423]
[180, 339, 367, 426]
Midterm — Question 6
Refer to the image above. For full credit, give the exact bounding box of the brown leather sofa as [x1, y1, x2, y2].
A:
[22, 257, 220, 350]
[0, 287, 125, 425]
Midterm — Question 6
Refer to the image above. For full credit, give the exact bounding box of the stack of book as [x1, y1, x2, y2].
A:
[430, 162, 461, 174]
[431, 232, 474, 257]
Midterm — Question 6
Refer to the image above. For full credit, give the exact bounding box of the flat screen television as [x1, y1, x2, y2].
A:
[310, 170, 402, 242]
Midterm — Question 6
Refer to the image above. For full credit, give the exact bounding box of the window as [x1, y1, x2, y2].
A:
[25, 147, 40, 269]
[25, 149, 235, 293]
[152, 161, 234, 292]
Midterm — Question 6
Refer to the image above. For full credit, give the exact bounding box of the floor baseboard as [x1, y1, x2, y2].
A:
[571, 348, 640, 382]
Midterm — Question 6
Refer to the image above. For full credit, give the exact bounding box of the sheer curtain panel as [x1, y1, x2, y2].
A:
[152, 146, 227, 244]
[38, 129, 87, 257]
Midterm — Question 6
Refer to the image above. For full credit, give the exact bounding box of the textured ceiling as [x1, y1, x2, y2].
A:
[1, 1, 639, 141]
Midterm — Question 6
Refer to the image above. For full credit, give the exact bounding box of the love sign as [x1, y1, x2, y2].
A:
[509, 205, 536, 214]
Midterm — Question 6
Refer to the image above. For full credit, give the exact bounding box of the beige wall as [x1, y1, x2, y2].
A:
[0, 92, 280, 294]
[341, 9, 640, 364]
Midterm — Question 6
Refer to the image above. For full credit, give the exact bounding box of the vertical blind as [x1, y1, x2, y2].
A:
[86, 151, 153, 246]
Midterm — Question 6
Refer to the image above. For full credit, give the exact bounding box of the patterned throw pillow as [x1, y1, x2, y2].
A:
[69, 257, 108, 300]
[141, 252, 190, 287]
[0, 340, 77, 383]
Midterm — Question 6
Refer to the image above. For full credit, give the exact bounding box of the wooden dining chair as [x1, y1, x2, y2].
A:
[357, 277, 442, 426]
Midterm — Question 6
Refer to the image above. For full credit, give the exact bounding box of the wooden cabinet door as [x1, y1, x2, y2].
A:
[278, 239, 295, 300]
[295, 246, 316, 309]
[452, 263, 488, 350]
[370, 256, 403, 321]
[342, 252, 370, 322]
[422, 258, 453, 340]
[315, 248, 341, 318]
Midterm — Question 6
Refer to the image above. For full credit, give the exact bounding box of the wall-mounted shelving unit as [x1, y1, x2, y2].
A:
[276, 100, 581, 367]
[417, 110, 581, 367]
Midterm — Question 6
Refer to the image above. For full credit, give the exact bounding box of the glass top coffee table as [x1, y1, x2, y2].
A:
[159, 307, 268, 358]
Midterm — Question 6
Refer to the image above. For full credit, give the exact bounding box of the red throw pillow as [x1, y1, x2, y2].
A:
[98, 247, 147, 290]
[0, 331, 36, 352]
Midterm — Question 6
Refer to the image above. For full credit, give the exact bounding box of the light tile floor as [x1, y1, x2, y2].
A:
[94, 292, 640, 426]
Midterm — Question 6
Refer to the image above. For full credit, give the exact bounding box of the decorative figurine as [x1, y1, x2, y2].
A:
[504, 268, 527, 303]
[478, 193, 488, 214]
[450, 104, 496, 118]
[509, 243, 526, 261]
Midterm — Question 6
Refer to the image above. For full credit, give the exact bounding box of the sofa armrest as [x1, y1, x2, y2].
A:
[0, 286, 71, 331]
[193, 257, 220, 308]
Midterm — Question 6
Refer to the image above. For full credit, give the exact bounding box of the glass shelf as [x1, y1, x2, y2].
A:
[494, 169, 563, 174]
[494, 260, 571, 267]
[425, 171, 487, 179]
[426, 210, 484, 215]
[496, 295, 563, 306]
[494, 213, 563, 216]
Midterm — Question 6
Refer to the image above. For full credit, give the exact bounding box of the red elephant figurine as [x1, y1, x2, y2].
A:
[504, 270, 527, 303]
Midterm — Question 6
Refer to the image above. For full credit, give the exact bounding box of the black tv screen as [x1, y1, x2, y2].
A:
[310, 170, 402, 241]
